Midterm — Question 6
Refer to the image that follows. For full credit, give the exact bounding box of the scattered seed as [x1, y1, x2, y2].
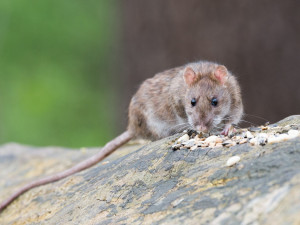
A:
[222, 140, 232, 147]
[249, 138, 258, 146]
[288, 129, 299, 139]
[187, 129, 198, 138]
[222, 140, 236, 147]
[215, 143, 223, 148]
[194, 135, 202, 142]
[201, 143, 209, 147]
[246, 131, 254, 139]
[249, 127, 261, 132]
[267, 135, 278, 144]
[268, 134, 289, 144]
[173, 123, 299, 150]
[197, 132, 204, 138]
[209, 142, 216, 148]
[172, 143, 182, 150]
[205, 135, 219, 143]
[238, 139, 248, 144]
[282, 125, 292, 133]
[182, 139, 196, 148]
[216, 137, 223, 143]
[240, 131, 247, 138]
[226, 156, 241, 167]
[232, 136, 242, 141]
[290, 125, 299, 130]
[171, 198, 184, 207]
[177, 134, 189, 143]
[195, 141, 205, 146]
[278, 133, 290, 141]
[190, 145, 198, 150]
[257, 133, 268, 146]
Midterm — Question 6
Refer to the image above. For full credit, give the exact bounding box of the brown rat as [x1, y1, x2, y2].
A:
[129, 60, 243, 138]
[0, 60, 243, 212]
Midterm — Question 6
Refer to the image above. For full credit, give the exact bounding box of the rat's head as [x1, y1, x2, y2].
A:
[183, 64, 232, 133]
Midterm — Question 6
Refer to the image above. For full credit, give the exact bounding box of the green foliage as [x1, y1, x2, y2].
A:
[0, 0, 119, 147]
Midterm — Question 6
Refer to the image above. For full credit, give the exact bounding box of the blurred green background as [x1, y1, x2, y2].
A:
[0, 0, 119, 147]
[1, 1, 298, 148]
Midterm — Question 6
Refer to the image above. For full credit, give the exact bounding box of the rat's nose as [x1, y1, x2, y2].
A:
[196, 125, 208, 133]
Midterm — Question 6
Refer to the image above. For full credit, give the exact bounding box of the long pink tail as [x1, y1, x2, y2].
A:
[0, 131, 132, 212]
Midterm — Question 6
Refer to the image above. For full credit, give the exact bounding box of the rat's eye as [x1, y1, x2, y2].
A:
[211, 97, 218, 107]
[191, 98, 197, 107]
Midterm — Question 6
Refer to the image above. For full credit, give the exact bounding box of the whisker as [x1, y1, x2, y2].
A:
[243, 113, 269, 123]
[163, 122, 192, 135]
[173, 124, 192, 132]
[222, 117, 258, 127]
[170, 125, 192, 135]
[171, 122, 190, 127]
[238, 120, 258, 126]
[169, 123, 191, 131]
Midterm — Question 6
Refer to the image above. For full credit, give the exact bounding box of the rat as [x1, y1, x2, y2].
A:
[0, 60, 243, 212]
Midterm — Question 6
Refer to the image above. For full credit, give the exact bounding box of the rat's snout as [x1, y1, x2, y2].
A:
[196, 124, 208, 133]
[194, 117, 213, 133]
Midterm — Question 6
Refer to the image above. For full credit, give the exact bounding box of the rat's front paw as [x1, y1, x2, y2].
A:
[221, 124, 236, 136]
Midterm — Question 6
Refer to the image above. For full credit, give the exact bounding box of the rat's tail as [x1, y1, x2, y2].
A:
[0, 130, 132, 213]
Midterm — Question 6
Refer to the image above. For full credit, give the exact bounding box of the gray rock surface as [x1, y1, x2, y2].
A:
[0, 116, 300, 225]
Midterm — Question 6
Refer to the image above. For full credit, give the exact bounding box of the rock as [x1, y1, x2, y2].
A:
[0, 115, 300, 224]
[276, 115, 300, 126]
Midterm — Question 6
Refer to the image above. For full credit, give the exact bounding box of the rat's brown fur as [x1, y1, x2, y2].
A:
[128, 61, 243, 139]
[0, 61, 243, 212]
[128, 66, 186, 140]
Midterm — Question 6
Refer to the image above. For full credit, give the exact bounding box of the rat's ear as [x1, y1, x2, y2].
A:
[183, 67, 197, 86]
[214, 65, 228, 84]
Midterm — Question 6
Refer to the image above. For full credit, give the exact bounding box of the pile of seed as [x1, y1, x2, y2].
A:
[172, 124, 300, 151]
